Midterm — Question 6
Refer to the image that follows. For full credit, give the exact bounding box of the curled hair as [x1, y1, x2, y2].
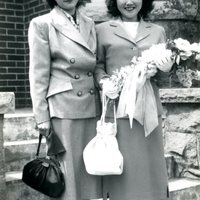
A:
[46, 0, 91, 9]
[106, 0, 154, 20]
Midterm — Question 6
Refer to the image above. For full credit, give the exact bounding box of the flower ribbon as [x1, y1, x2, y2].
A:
[116, 67, 158, 137]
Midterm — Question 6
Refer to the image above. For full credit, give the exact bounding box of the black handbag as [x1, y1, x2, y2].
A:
[22, 133, 65, 198]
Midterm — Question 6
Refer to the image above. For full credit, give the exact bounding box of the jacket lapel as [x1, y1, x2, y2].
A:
[135, 19, 151, 43]
[110, 19, 151, 44]
[110, 20, 134, 44]
[79, 12, 92, 44]
[50, 7, 92, 52]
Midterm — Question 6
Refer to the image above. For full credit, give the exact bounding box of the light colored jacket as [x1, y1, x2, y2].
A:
[29, 7, 101, 124]
[94, 19, 167, 117]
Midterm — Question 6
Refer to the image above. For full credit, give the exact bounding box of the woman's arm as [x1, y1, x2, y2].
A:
[153, 26, 174, 86]
[28, 19, 51, 124]
[94, 25, 110, 89]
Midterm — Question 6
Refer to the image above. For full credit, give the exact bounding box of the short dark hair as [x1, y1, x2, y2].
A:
[46, 0, 91, 9]
[106, 0, 154, 20]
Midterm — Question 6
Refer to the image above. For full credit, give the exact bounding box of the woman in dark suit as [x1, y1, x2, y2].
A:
[28, 0, 102, 199]
[94, 0, 174, 199]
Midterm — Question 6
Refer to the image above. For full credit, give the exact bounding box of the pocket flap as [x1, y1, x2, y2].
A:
[47, 78, 73, 98]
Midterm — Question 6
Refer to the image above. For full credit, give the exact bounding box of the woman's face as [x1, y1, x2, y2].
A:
[116, 0, 143, 21]
[55, 0, 79, 14]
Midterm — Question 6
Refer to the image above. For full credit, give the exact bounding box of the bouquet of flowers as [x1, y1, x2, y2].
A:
[103, 38, 200, 136]
[109, 38, 200, 91]
[167, 38, 200, 87]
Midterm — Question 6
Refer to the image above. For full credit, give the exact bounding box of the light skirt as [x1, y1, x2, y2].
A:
[50, 117, 103, 200]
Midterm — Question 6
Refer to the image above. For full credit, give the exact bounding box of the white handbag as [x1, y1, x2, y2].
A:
[83, 93, 123, 175]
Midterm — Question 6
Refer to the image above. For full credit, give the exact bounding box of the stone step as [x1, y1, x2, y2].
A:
[3, 109, 37, 142]
[4, 142, 174, 176]
[3, 109, 175, 178]
[3, 109, 46, 172]
[4, 139, 175, 177]
[4, 139, 46, 172]
[6, 171, 49, 200]
[169, 178, 200, 199]
[3, 110, 196, 199]
[5, 171, 200, 200]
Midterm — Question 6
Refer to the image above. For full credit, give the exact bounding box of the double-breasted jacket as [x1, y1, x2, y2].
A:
[29, 7, 101, 124]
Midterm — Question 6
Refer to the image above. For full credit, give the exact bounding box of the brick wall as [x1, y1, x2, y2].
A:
[0, 0, 49, 108]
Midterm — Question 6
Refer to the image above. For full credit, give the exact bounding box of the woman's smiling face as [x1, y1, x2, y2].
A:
[117, 0, 143, 21]
[55, 0, 79, 14]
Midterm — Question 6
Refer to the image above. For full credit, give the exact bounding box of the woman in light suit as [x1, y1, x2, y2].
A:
[94, 0, 174, 199]
[28, 0, 102, 199]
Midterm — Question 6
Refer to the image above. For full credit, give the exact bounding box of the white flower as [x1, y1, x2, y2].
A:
[190, 42, 200, 53]
[190, 42, 200, 61]
[140, 43, 173, 72]
[110, 65, 134, 90]
[108, 38, 200, 90]
[174, 38, 192, 60]
[174, 38, 191, 51]
[195, 71, 200, 80]
[140, 43, 166, 63]
[195, 53, 200, 61]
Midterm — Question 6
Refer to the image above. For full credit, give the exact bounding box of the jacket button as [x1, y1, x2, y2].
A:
[87, 71, 93, 77]
[77, 91, 82, 96]
[89, 89, 94, 95]
[74, 74, 80, 79]
[70, 58, 75, 64]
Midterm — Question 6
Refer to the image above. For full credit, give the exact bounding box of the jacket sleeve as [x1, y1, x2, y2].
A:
[28, 19, 51, 124]
[94, 25, 110, 88]
[158, 25, 167, 44]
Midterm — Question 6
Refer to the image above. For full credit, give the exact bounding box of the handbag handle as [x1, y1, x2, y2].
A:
[101, 91, 117, 125]
[36, 134, 43, 157]
[36, 124, 53, 157]
[101, 91, 109, 123]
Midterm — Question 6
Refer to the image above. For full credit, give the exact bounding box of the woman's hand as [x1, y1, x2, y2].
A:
[155, 50, 175, 72]
[37, 121, 51, 137]
[100, 78, 119, 99]
[146, 63, 157, 79]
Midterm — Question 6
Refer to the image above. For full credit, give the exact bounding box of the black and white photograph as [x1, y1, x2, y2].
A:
[0, 0, 200, 200]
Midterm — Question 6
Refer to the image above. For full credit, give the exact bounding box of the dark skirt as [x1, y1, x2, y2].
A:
[103, 117, 169, 200]
[50, 117, 103, 200]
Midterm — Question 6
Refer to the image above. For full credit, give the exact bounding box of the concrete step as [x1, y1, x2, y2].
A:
[3, 109, 175, 177]
[4, 110, 199, 199]
[169, 178, 200, 199]
[4, 140, 174, 177]
[3, 109, 46, 172]
[4, 139, 46, 172]
[6, 171, 49, 200]
[4, 142, 175, 176]
[5, 171, 200, 200]
[3, 108, 37, 142]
